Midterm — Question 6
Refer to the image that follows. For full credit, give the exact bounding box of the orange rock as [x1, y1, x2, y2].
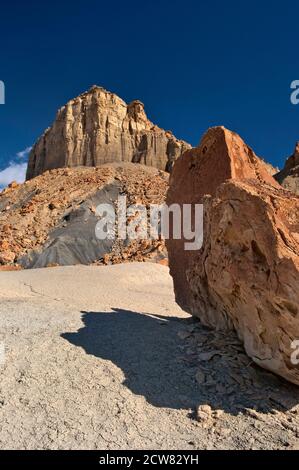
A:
[158, 258, 169, 266]
[2, 224, 11, 233]
[166, 126, 299, 385]
[0, 251, 16, 264]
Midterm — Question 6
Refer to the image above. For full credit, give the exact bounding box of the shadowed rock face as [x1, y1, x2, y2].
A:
[26, 86, 191, 180]
[0, 163, 169, 269]
[166, 126, 299, 385]
[275, 142, 299, 195]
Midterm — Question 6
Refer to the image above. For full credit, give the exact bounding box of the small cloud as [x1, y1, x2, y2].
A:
[16, 146, 32, 159]
[0, 162, 27, 189]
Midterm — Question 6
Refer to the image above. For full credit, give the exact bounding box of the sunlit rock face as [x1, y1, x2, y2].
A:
[275, 142, 299, 195]
[26, 86, 191, 180]
[166, 126, 299, 386]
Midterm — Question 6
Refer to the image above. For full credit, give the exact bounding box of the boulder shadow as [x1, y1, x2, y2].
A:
[61, 308, 299, 414]
[62, 308, 200, 410]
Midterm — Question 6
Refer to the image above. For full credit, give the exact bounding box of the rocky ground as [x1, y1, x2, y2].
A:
[0, 263, 298, 450]
[0, 163, 168, 269]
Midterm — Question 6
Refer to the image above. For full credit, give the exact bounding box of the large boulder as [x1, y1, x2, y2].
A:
[275, 142, 299, 195]
[166, 126, 280, 311]
[26, 86, 191, 180]
[166, 126, 299, 385]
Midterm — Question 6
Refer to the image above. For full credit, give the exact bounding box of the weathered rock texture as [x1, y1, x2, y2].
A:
[166, 126, 281, 310]
[275, 142, 299, 195]
[166, 126, 299, 385]
[0, 163, 168, 268]
[26, 86, 191, 180]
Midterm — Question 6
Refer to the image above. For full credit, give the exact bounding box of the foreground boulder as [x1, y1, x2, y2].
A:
[0, 163, 168, 268]
[166, 126, 299, 385]
[275, 142, 299, 195]
[26, 86, 191, 180]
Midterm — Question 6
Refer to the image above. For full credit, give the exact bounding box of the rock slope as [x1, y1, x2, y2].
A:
[275, 142, 299, 194]
[166, 126, 299, 385]
[0, 163, 168, 269]
[26, 86, 191, 180]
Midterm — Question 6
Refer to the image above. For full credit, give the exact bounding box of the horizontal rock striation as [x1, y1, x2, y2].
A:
[26, 86, 191, 180]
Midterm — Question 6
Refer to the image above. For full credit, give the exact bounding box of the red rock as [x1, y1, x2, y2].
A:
[0, 251, 16, 264]
[275, 142, 299, 194]
[166, 126, 299, 385]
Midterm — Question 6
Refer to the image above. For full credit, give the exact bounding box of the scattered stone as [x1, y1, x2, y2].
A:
[8, 181, 19, 189]
[216, 427, 231, 437]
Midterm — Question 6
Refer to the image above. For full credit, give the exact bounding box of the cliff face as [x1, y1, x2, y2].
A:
[275, 142, 299, 195]
[26, 86, 191, 180]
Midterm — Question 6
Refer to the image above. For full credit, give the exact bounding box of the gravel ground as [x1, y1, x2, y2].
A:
[0, 263, 298, 450]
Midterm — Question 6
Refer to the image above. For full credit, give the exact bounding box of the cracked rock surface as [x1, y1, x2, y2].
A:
[0, 263, 299, 450]
[26, 86, 191, 180]
[166, 126, 299, 385]
[275, 142, 299, 195]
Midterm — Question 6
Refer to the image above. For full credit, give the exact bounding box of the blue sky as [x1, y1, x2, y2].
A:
[0, 0, 298, 186]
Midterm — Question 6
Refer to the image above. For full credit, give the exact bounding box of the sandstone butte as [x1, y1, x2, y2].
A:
[166, 126, 299, 385]
[26, 86, 191, 180]
[275, 142, 299, 195]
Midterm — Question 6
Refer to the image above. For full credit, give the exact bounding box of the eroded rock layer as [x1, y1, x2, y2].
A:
[275, 142, 299, 195]
[26, 86, 191, 180]
[166, 126, 299, 385]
